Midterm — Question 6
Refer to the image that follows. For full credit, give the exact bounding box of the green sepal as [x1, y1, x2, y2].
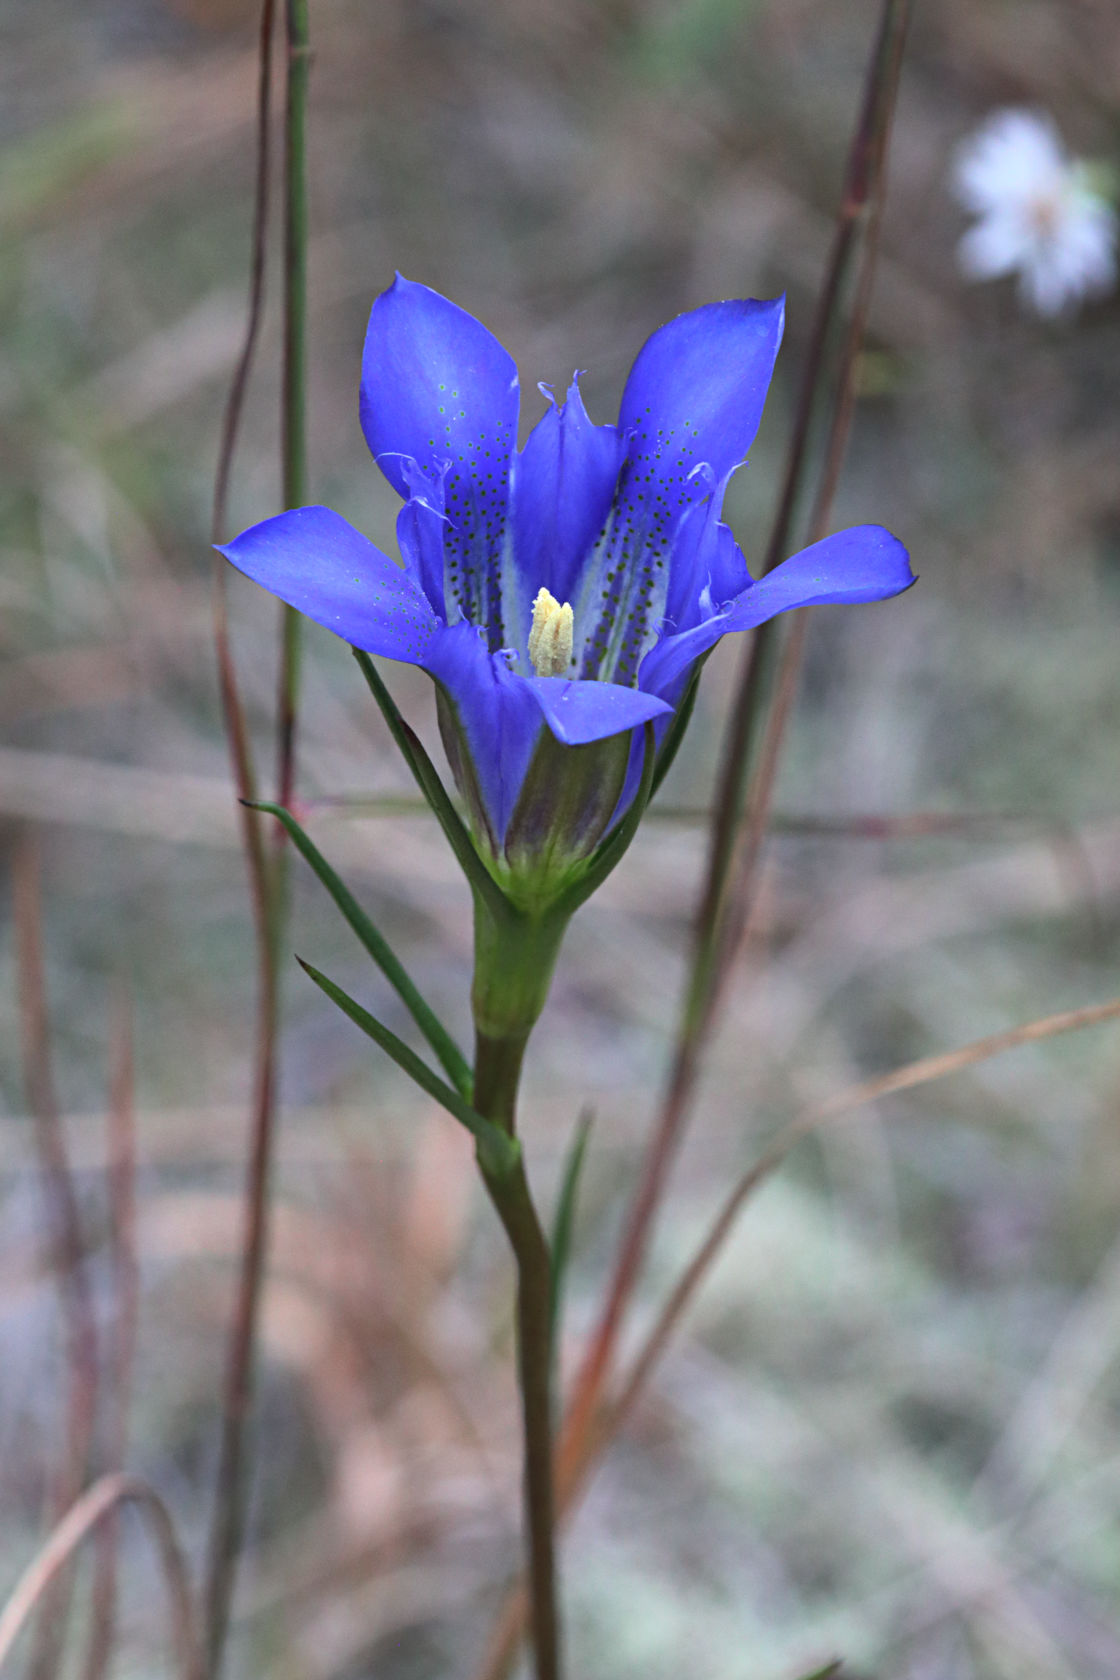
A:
[352, 649, 514, 928]
[297, 957, 519, 1180]
[400, 715, 516, 928]
[791, 1664, 842, 1680]
[502, 729, 632, 891]
[469, 730, 656, 1050]
[552, 722, 657, 919]
[435, 684, 499, 857]
[549, 1108, 594, 1356]
[245, 799, 471, 1099]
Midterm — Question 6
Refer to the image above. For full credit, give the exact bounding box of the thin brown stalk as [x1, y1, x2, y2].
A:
[204, 2, 311, 1670]
[0, 1474, 202, 1680]
[474, 994, 1120, 1680]
[710, 607, 810, 1018]
[13, 834, 100, 1680]
[699, 0, 914, 983]
[82, 989, 140, 1680]
[697, 0, 911, 965]
[210, 0, 277, 550]
[610, 995, 1120, 1435]
[202, 960, 280, 1675]
[716, 0, 912, 945]
[202, 0, 282, 1668]
[210, 0, 275, 888]
[712, 0, 911, 1009]
[558, 0, 912, 1497]
[273, 0, 310, 824]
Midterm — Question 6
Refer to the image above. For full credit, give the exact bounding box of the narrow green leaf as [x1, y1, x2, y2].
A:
[650, 662, 702, 799]
[549, 1109, 594, 1355]
[246, 800, 471, 1098]
[791, 1663, 842, 1680]
[352, 648, 425, 783]
[555, 722, 657, 918]
[352, 649, 514, 926]
[297, 958, 519, 1179]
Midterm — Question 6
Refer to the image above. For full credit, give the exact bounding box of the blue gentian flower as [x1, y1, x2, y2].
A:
[221, 276, 913, 885]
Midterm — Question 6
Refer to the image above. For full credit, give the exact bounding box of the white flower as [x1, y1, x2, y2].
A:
[951, 108, 1118, 317]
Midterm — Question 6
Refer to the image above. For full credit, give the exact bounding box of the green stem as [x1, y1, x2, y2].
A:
[474, 1031, 562, 1680]
[471, 898, 568, 1044]
[470, 891, 567, 1680]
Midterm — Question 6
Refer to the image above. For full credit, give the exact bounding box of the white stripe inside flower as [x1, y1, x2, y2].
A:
[528, 587, 575, 678]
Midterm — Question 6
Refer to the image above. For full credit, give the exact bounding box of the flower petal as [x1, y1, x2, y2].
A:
[952, 110, 1067, 215]
[640, 524, 914, 696]
[522, 675, 672, 747]
[618, 294, 785, 484]
[663, 467, 750, 635]
[957, 213, 1023, 281]
[512, 379, 626, 621]
[360, 276, 519, 646]
[395, 456, 450, 618]
[571, 296, 784, 689]
[423, 623, 543, 846]
[219, 505, 438, 663]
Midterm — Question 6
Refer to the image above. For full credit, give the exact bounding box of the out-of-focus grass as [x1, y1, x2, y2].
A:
[2, 1, 1120, 1677]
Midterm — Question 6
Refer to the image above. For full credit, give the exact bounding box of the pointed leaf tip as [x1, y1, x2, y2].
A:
[296, 957, 517, 1175]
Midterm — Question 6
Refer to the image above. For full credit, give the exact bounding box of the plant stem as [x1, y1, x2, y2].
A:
[14, 836, 99, 1680]
[202, 0, 276, 1664]
[276, 0, 309, 818]
[204, 1, 311, 1671]
[474, 1027, 562, 1680]
[0, 1475, 203, 1680]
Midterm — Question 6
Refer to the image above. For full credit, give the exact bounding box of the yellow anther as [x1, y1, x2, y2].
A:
[528, 587, 574, 678]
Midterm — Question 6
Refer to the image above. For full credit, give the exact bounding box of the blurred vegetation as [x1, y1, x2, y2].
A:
[2, 1, 1120, 1677]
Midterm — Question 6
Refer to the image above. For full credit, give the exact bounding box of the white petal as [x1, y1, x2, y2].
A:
[953, 108, 1067, 215]
[1020, 250, 1071, 316]
[957, 213, 1027, 280]
[1064, 196, 1119, 290]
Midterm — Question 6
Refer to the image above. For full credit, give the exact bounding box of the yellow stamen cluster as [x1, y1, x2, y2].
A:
[528, 587, 574, 678]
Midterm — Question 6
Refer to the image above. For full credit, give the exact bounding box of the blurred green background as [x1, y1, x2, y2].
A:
[2, 1, 1120, 1676]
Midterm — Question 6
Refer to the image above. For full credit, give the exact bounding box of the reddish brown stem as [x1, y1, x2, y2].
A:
[13, 835, 101, 1680]
[202, 1, 283, 1671]
[204, 3, 311, 1672]
[82, 988, 140, 1680]
[0, 1475, 202, 1680]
